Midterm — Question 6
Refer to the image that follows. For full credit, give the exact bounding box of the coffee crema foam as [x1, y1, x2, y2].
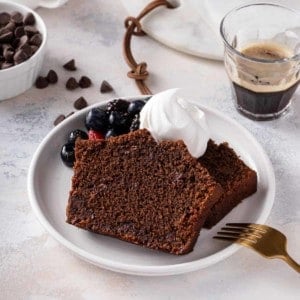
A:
[228, 41, 299, 93]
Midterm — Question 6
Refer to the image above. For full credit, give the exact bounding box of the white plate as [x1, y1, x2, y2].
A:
[27, 95, 275, 276]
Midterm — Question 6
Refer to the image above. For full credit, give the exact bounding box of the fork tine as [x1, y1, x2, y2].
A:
[221, 227, 263, 239]
[213, 235, 255, 245]
[226, 223, 267, 233]
[217, 231, 258, 242]
[213, 236, 238, 242]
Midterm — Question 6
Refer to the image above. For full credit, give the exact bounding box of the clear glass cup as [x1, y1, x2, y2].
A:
[220, 3, 300, 120]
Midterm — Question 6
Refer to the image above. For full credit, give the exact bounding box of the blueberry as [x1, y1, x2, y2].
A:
[105, 128, 119, 139]
[129, 114, 140, 132]
[127, 100, 145, 115]
[68, 129, 88, 143]
[108, 111, 130, 129]
[85, 108, 108, 132]
[106, 99, 129, 113]
[61, 142, 75, 167]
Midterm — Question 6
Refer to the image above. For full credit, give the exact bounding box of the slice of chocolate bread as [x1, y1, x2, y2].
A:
[199, 140, 257, 228]
[66, 129, 223, 255]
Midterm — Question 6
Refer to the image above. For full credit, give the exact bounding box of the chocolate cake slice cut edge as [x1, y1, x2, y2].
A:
[199, 140, 258, 229]
[66, 129, 223, 255]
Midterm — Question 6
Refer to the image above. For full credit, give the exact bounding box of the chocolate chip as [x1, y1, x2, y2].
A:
[63, 59, 76, 71]
[74, 96, 88, 110]
[79, 76, 91, 88]
[5, 21, 16, 32]
[66, 111, 74, 118]
[0, 10, 41, 70]
[0, 31, 13, 43]
[66, 77, 79, 90]
[24, 13, 35, 26]
[29, 33, 42, 47]
[0, 27, 11, 35]
[3, 47, 14, 63]
[19, 35, 28, 47]
[15, 26, 25, 38]
[31, 45, 38, 54]
[35, 76, 48, 89]
[11, 12, 24, 25]
[54, 114, 65, 126]
[46, 70, 58, 84]
[1, 62, 13, 69]
[19, 44, 32, 57]
[13, 49, 28, 64]
[0, 12, 10, 26]
[11, 38, 20, 49]
[24, 25, 38, 37]
[100, 80, 113, 93]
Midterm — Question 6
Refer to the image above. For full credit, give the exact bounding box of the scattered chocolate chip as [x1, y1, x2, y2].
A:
[100, 80, 113, 93]
[24, 25, 38, 37]
[66, 111, 75, 118]
[0, 31, 13, 43]
[1, 62, 13, 69]
[15, 26, 25, 38]
[24, 13, 35, 26]
[74, 96, 88, 110]
[79, 76, 91, 88]
[66, 77, 79, 90]
[54, 114, 65, 126]
[0, 12, 10, 26]
[46, 70, 58, 84]
[29, 33, 42, 47]
[35, 76, 48, 89]
[63, 59, 76, 71]
[11, 11, 24, 24]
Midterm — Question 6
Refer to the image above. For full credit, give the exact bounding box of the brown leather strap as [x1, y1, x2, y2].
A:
[123, 0, 174, 95]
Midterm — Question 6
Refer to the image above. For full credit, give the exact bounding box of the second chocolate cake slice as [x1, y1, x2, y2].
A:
[66, 129, 223, 255]
[199, 140, 257, 228]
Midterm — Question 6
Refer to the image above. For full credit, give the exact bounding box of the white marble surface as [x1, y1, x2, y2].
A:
[121, 0, 300, 60]
[0, 0, 299, 299]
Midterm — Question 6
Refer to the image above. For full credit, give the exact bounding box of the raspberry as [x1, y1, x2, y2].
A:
[88, 130, 104, 140]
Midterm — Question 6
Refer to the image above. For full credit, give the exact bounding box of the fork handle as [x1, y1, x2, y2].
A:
[282, 253, 300, 273]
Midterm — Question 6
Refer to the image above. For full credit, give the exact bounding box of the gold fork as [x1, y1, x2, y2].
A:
[214, 223, 300, 273]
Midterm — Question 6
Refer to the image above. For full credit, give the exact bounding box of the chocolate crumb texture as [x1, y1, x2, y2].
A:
[100, 80, 113, 93]
[63, 59, 76, 71]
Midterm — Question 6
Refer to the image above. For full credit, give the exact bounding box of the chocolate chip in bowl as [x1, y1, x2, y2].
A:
[0, 1, 47, 101]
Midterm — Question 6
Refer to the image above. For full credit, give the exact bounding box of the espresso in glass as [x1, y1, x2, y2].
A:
[220, 4, 300, 120]
[232, 42, 299, 119]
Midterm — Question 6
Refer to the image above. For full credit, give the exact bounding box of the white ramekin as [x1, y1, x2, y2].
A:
[0, 1, 47, 101]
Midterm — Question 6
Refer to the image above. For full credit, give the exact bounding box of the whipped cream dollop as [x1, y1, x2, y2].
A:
[139, 89, 210, 158]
